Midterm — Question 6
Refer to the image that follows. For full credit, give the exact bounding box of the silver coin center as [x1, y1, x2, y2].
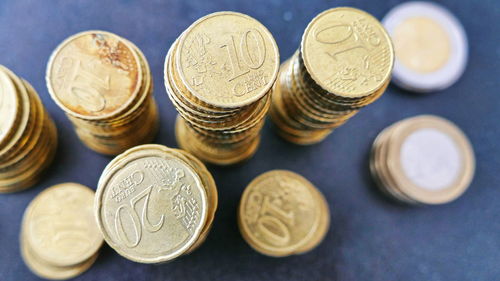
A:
[400, 128, 461, 191]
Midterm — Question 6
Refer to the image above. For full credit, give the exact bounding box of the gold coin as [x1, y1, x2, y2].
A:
[238, 170, 326, 257]
[176, 11, 280, 108]
[301, 7, 394, 98]
[95, 145, 208, 263]
[46, 30, 143, 120]
[23, 183, 103, 267]
[110, 145, 218, 254]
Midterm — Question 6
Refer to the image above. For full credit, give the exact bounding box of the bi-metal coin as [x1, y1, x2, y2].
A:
[383, 1, 468, 92]
[370, 115, 475, 204]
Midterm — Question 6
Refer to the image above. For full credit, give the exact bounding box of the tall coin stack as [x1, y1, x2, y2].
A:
[95, 144, 218, 263]
[165, 12, 280, 165]
[270, 7, 394, 145]
[46, 30, 158, 155]
[0, 65, 58, 193]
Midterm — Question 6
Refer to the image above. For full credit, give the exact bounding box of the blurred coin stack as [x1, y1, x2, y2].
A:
[20, 183, 103, 280]
[0, 66, 58, 193]
[95, 144, 217, 263]
[165, 12, 279, 165]
[46, 30, 158, 155]
[270, 7, 394, 145]
[239, 170, 329, 257]
[370, 115, 475, 205]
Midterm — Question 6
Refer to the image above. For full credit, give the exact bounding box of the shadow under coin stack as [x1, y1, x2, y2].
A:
[370, 115, 475, 205]
[46, 30, 158, 155]
[20, 183, 103, 280]
[238, 170, 330, 257]
[165, 12, 279, 165]
[270, 7, 394, 145]
[0, 66, 57, 193]
[95, 144, 217, 263]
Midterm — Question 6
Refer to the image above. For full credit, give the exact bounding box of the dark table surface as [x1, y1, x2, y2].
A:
[1, 0, 499, 280]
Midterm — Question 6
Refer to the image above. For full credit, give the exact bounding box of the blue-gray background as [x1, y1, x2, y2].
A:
[0, 0, 498, 280]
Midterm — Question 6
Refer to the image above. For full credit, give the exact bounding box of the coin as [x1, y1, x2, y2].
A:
[176, 12, 279, 108]
[20, 183, 102, 280]
[370, 115, 475, 204]
[382, 1, 468, 92]
[46, 30, 158, 155]
[270, 7, 394, 145]
[238, 170, 329, 257]
[46, 30, 142, 120]
[95, 144, 214, 263]
[302, 7, 394, 98]
[165, 12, 279, 165]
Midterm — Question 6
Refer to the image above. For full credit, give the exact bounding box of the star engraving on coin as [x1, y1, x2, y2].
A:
[47, 31, 142, 119]
[95, 150, 207, 263]
[177, 12, 279, 108]
[239, 170, 321, 256]
[302, 8, 394, 97]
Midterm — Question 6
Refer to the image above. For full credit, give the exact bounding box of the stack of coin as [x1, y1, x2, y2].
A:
[46, 30, 158, 155]
[270, 7, 394, 145]
[0, 65, 58, 193]
[95, 144, 217, 263]
[370, 115, 475, 205]
[20, 183, 103, 280]
[164, 12, 279, 165]
[238, 170, 329, 257]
